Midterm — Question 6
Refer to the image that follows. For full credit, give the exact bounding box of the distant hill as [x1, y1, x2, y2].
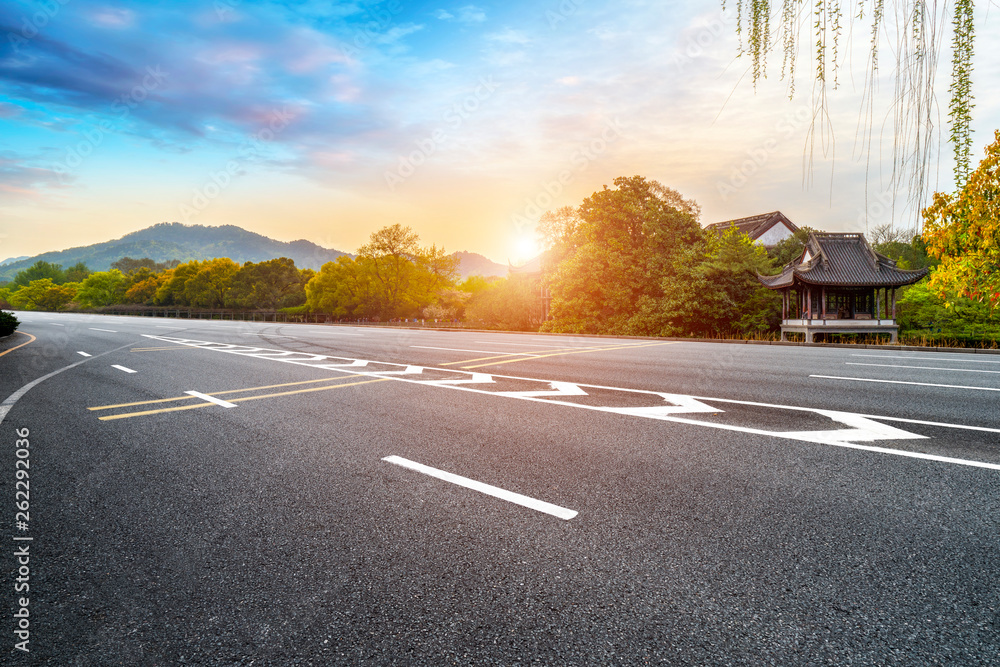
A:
[0, 256, 29, 266]
[453, 251, 507, 279]
[0, 223, 350, 281]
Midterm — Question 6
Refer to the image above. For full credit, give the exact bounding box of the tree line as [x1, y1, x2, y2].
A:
[3, 132, 998, 339]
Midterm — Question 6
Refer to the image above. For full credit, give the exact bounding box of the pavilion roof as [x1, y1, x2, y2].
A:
[705, 211, 798, 242]
[758, 232, 928, 289]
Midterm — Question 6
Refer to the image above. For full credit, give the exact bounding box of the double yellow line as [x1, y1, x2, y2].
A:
[446, 341, 675, 369]
[88, 375, 389, 421]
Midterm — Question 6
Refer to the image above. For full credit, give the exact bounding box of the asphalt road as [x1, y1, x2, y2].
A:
[2, 312, 998, 665]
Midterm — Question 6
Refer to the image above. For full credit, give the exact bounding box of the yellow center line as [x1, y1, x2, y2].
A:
[460, 341, 676, 369]
[98, 378, 389, 421]
[439, 345, 606, 366]
[0, 332, 37, 359]
[88, 374, 371, 411]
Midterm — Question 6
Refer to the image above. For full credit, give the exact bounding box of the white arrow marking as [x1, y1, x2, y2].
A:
[498, 381, 588, 399]
[610, 394, 721, 417]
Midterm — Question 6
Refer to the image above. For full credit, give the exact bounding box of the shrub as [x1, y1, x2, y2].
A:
[0, 311, 19, 337]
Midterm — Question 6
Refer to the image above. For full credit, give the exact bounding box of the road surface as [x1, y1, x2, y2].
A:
[2, 312, 998, 665]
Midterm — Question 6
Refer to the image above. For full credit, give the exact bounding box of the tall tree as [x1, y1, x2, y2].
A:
[13, 261, 65, 286]
[542, 176, 703, 335]
[75, 270, 128, 308]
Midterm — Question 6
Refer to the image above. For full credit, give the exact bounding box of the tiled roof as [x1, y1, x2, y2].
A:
[706, 211, 799, 241]
[758, 233, 928, 288]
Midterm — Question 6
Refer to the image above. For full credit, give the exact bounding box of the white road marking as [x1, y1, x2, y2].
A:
[51, 323, 64, 326]
[382, 456, 578, 520]
[498, 381, 589, 399]
[111, 365, 137, 373]
[411, 345, 542, 356]
[852, 354, 1000, 364]
[156, 326, 185, 328]
[89, 328, 117, 332]
[141, 335, 1000, 470]
[184, 391, 238, 408]
[77, 351, 92, 357]
[846, 362, 1000, 374]
[811, 375, 1000, 392]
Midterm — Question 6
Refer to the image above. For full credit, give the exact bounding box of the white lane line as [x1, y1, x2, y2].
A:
[411, 345, 542, 356]
[111, 365, 137, 374]
[77, 351, 92, 357]
[89, 328, 118, 333]
[382, 456, 578, 520]
[852, 353, 1000, 364]
[811, 375, 1000, 392]
[846, 362, 1000, 374]
[238, 333, 294, 337]
[184, 390, 238, 408]
[51, 323, 64, 326]
[156, 326, 184, 329]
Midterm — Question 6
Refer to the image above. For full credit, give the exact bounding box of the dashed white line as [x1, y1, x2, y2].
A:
[184, 391, 238, 408]
[852, 353, 1000, 364]
[51, 323, 64, 326]
[811, 374, 1000, 392]
[77, 351, 92, 357]
[111, 365, 137, 374]
[846, 362, 1000, 374]
[474, 341, 596, 349]
[382, 455, 578, 520]
[89, 328, 118, 333]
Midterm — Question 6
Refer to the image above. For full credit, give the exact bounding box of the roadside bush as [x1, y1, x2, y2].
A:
[0, 311, 19, 337]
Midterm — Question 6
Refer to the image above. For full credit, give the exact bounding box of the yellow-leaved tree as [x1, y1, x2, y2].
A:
[922, 130, 1000, 309]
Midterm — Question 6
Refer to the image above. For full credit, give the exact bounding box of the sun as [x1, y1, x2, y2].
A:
[512, 235, 539, 263]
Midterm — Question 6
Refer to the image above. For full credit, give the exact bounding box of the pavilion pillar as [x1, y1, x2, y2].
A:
[891, 288, 897, 319]
[821, 286, 826, 318]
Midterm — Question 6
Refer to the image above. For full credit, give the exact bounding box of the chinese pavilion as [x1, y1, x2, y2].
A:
[758, 232, 928, 342]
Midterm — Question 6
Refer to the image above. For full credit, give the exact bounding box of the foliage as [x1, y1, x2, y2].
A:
[227, 258, 308, 310]
[766, 226, 817, 267]
[922, 129, 1000, 309]
[542, 176, 703, 335]
[868, 225, 935, 270]
[307, 226, 459, 320]
[0, 311, 18, 336]
[896, 280, 998, 332]
[465, 277, 541, 331]
[13, 261, 66, 286]
[64, 262, 91, 283]
[727, 0, 978, 204]
[75, 270, 129, 308]
[8, 279, 77, 310]
[111, 257, 179, 275]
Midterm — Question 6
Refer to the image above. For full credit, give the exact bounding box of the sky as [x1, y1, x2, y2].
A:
[1, 0, 998, 265]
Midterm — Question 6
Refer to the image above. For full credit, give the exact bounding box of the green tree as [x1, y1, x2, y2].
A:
[306, 256, 381, 319]
[9, 279, 77, 310]
[542, 176, 703, 335]
[75, 270, 129, 308]
[184, 258, 239, 308]
[64, 262, 91, 283]
[155, 261, 204, 306]
[13, 261, 65, 286]
[228, 258, 308, 310]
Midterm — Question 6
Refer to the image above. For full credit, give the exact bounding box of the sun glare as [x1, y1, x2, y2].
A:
[513, 235, 539, 263]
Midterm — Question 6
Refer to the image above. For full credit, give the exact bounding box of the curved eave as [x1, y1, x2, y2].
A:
[792, 267, 929, 288]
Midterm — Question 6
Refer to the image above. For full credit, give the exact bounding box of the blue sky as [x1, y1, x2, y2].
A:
[1, 0, 998, 263]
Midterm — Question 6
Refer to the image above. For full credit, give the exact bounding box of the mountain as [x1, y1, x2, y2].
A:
[0, 256, 29, 266]
[453, 251, 508, 279]
[0, 223, 350, 281]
